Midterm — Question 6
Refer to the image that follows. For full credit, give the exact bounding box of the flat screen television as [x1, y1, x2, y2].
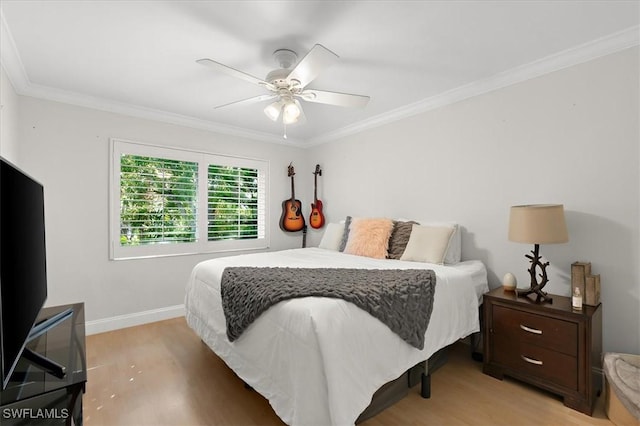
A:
[0, 157, 71, 390]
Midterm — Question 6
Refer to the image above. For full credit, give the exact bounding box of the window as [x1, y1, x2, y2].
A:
[207, 165, 259, 241]
[110, 139, 268, 259]
[120, 155, 198, 246]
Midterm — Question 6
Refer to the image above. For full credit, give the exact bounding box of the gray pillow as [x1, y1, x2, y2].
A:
[338, 216, 352, 252]
[387, 220, 418, 259]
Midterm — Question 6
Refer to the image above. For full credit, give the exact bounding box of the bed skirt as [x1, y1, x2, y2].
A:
[356, 345, 449, 423]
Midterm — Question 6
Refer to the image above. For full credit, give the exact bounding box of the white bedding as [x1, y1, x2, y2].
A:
[185, 248, 488, 426]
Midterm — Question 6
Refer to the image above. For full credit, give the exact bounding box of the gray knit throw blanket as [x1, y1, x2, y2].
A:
[221, 267, 436, 349]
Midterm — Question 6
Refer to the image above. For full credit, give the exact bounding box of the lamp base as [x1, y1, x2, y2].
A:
[516, 286, 553, 304]
[516, 243, 553, 304]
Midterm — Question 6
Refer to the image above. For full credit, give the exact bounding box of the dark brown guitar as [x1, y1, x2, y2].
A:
[280, 163, 305, 232]
[309, 164, 325, 229]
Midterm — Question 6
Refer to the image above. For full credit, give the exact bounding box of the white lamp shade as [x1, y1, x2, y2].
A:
[508, 204, 568, 244]
[264, 101, 283, 121]
[282, 100, 301, 124]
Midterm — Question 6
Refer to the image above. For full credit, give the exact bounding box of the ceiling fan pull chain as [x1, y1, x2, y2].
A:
[283, 122, 288, 139]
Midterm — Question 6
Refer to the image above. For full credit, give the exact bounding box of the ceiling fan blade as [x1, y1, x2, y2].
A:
[197, 58, 275, 90]
[214, 94, 277, 109]
[298, 89, 370, 108]
[286, 44, 339, 88]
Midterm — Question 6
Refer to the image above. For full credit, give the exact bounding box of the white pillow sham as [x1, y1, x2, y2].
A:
[398, 218, 461, 264]
[400, 224, 455, 264]
[318, 222, 345, 251]
[419, 221, 460, 264]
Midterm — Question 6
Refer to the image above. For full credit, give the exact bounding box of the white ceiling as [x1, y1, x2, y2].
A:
[1, 1, 638, 145]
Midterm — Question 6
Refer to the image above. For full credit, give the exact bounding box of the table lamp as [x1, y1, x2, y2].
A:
[508, 204, 568, 303]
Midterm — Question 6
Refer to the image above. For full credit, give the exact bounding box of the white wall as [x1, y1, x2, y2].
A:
[17, 97, 308, 330]
[12, 47, 640, 353]
[0, 64, 20, 162]
[306, 47, 639, 354]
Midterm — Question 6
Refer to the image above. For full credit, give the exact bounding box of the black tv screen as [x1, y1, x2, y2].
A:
[0, 157, 48, 389]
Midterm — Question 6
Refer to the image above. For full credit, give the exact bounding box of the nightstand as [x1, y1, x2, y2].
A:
[482, 288, 602, 415]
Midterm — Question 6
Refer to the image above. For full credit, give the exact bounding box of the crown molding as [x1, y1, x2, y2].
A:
[305, 25, 640, 146]
[0, 9, 300, 146]
[2, 7, 638, 148]
[24, 82, 302, 145]
[0, 9, 29, 93]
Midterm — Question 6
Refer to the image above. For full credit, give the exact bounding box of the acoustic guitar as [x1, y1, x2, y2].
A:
[280, 163, 306, 232]
[309, 164, 325, 229]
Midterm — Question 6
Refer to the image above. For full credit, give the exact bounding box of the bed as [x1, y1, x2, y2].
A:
[185, 245, 488, 425]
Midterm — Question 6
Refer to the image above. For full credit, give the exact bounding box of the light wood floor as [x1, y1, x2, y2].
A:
[84, 317, 614, 426]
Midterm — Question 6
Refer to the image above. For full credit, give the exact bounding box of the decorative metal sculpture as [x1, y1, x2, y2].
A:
[516, 244, 552, 303]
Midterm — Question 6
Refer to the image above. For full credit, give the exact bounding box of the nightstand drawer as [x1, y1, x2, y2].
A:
[493, 305, 577, 356]
[493, 339, 578, 390]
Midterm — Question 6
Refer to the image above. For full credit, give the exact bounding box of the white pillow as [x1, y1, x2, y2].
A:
[318, 223, 345, 251]
[397, 219, 461, 264]
[400, 224, 455, 264]
[419, 221, 460, 264]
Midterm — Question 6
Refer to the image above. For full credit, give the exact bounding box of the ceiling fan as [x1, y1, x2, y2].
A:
[196, 44, 370, 131]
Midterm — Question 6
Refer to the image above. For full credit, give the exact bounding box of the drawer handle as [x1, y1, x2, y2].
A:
[521, 355, 543, 366]
[520, 324, 542, 335]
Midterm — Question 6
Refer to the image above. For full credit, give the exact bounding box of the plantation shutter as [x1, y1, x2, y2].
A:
[207, 164, 266, 241]
[120, 154, 198, 245]
[111, 139, 269, 259]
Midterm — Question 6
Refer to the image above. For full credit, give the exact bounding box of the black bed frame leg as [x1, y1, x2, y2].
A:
[421, 372, 431, 398]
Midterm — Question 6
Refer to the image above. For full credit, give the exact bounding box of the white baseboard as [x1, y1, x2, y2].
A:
[85, 304, 185, 335]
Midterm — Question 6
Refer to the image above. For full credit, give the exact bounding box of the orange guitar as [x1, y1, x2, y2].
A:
[309, 164, 325, 229]
[280, 163, 306, 232]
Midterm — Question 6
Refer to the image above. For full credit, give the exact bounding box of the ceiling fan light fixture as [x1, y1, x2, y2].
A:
[282, 112, 297, 125]
[282, 100, 301, 124]
[199, 43, 369, 131]
[264, 101, 283, 121]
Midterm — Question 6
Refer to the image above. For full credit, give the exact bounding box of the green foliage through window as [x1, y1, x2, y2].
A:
[208, 165, 259, 241]
[120, 154, 197, 246]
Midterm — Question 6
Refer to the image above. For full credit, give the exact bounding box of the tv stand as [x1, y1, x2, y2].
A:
[0, 303, 86, 426]
[22, 307, 74, 380]
[22, 347, 66, 379]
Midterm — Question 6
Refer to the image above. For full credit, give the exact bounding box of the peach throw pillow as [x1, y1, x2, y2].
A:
[343, 218, 394, 259]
